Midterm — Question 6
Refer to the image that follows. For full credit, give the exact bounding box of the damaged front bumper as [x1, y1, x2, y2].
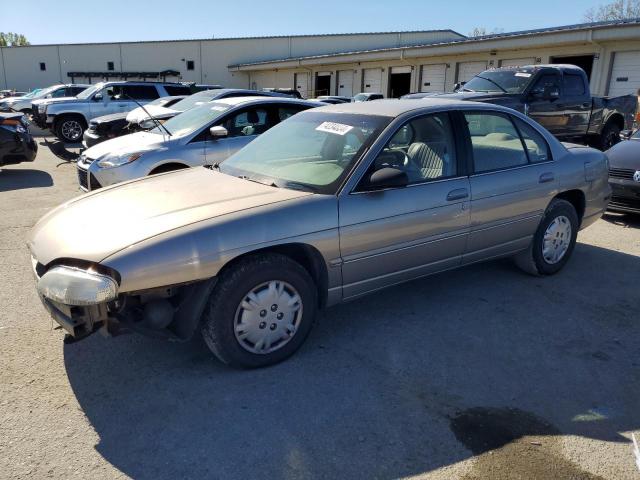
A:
[38, 278, 217, 343]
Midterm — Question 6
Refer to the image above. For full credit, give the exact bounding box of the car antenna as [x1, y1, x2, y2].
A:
[122, 93, 172, 137]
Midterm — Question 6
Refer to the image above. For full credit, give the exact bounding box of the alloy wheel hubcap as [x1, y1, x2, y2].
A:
[62, 121, 82, 141]
[542, 215, 572, 264]
[234, 280, 302, 354]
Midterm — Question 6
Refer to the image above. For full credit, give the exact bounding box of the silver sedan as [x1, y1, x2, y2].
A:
[29, 99, 611, 368]
[76, 96, 320, 191]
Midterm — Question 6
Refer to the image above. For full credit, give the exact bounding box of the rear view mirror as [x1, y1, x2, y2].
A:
[363, 167, 408, 190]
[209, 125, 228, 139]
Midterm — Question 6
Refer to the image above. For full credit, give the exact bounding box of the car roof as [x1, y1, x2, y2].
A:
[211, 96, 319, 107]
[313, 98, 515, 117]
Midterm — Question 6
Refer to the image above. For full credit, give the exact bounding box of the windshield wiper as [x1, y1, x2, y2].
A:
[281, 181, 317, 193]
[474, 76, 507, 93]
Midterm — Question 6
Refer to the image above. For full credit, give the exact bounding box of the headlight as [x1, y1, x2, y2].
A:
[97, 151, 145, 169]
[16, 124, 26, 134]
[38, 104, 46, 113]
[37, 266, 118, 306]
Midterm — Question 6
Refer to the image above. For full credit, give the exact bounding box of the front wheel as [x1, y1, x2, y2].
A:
[55, 116, 86, 143]
[515, 199, 579, 276]
[201, 253, 317, 368]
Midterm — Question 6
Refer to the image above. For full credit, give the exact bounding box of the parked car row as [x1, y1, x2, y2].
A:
[27, 96, 616, 369]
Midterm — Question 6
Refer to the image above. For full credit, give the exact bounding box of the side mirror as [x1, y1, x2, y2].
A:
[209, 125, 228, 139]
[93, 93, 103, 102]
[363, 167, 408, 190]
[620, 130, 633, 141]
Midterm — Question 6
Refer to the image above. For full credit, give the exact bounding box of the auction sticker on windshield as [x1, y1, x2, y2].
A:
[316, 122, 353, 136]
[515, 72, 532, 77]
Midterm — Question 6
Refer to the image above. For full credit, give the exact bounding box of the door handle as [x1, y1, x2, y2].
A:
[446, 188, 469, 201]
[539, 172, 555, 183]
[582, 102, 591, 108]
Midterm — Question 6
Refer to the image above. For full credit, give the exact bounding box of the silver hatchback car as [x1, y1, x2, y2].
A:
[29, 99, 610, 368]
[76, 96, 320, 191]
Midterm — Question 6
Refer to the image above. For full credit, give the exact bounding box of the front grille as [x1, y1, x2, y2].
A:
[609, 168, 635, 180]
[610, 195, 640, 211]
[77, 167, 88, 190]
[89, 173, 102, 190]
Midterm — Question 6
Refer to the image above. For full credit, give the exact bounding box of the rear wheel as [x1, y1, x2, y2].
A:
[515, 199, 579, 276]
[55, 115, 86, 143]
[201, 253, 317, 368]
[598, 121, 621, 151]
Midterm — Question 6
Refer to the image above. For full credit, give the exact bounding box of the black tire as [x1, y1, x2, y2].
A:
[598, 121, 621, 151]
[515, 199, 579, 276]
[201, 253, 317, 368]
[55, 115, 87, 143]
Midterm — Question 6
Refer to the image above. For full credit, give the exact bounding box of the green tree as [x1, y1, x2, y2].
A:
[468, 27, 505, 37]
[0, 32, 30, 47]
[584, 0, 640, 21]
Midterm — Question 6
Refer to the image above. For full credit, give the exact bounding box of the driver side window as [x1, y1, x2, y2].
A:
[530, 74, 560, 96]
[368, 113, 457, 186]
[224, 107, 269, 137]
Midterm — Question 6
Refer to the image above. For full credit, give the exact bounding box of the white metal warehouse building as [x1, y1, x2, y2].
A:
[2, 18, 640, 99]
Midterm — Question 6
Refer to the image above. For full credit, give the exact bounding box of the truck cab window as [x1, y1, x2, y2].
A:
[563, 73, 586, 96]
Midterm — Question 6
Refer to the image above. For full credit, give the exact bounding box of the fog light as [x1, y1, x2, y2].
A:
[37, 266, 118, 306]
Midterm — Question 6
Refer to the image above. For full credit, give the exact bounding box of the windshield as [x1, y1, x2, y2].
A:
[76, 84, 102, 100]
[150, 101, 231, 137]
[353, 94, 369, 102]
[23, 89, 42, 99]
[632, 129, 640, 139]
[219, 111, 391, 194]
[171, 90, 222, 112]
[32, 85, 61, 99]
[463, 69, 535, 93]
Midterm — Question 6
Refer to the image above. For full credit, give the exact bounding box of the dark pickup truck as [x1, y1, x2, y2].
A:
[403, 64, 636, 150]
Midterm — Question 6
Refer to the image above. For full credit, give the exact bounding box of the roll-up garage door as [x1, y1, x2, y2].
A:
[363, 68, 383, 93]
[337, 70, 354, 97]
[420, 64, 446, 92]
[294, 72, 310, 98]
[608, 51, 640, 96]
[458, 61, 487, 83]
[500, 58, 536, 67]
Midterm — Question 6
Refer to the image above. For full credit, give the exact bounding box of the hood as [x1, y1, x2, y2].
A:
[126, 105, 178, 124]
[90, 112, 128, 125]
[28, 167, 312, 266]
[83, 131, 167, 160]
[606, 139, 640, 169]
[32, 97, 78, 107]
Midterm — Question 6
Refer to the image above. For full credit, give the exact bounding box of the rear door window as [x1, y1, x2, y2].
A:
[120, 85, 161, 100]
[514, 118, 552, 163]
[464, 112, 528, 173]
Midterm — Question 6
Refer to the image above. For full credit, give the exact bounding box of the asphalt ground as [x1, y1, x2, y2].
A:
[1, 132, 639, 479]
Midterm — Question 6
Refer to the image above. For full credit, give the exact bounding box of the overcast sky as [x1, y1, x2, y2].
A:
[2, 0, 610, 45]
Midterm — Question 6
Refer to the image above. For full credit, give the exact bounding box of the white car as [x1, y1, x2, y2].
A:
[76, 96, 320, 191]
[0, 84, 89, 114]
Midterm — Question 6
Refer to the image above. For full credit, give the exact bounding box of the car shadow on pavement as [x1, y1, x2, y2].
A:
[0, 168, 53, 192]
[63, 242, 640, 480]
[602, 211, 640, 229]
